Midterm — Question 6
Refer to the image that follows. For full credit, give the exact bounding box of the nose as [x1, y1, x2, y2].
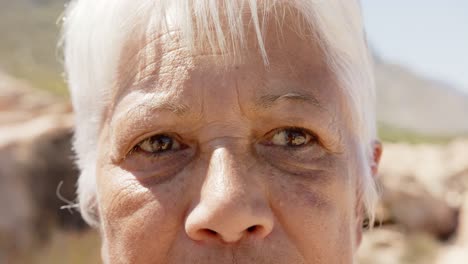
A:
[185, 147, 274, 244]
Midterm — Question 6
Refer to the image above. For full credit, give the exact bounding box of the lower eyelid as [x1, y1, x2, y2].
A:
[280, 141, 318, 151]
[258, 145, 328, 170]
[133, 146, 179, 157]
[121, 146, 196, 174]
[258, 140, 323, 155]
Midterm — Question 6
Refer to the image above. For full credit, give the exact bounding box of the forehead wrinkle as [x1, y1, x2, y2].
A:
[109, 35, 198, 127]
[112, 29, 190, 108]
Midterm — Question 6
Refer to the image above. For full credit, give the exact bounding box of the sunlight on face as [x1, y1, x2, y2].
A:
[94, 10, 366, 264]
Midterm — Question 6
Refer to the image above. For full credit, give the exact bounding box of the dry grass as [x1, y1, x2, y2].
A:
[10, 229, 101, 264]
[400, 233, 440, 264]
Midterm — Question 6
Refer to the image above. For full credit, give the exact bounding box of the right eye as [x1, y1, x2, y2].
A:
[121, 133, 194, 175]
[134, 134, 184, 155]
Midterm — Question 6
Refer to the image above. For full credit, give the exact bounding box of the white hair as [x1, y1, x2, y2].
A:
[61, 0, 378, 227]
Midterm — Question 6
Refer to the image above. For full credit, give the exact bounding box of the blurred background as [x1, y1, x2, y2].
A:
[0, 0, 467, 263]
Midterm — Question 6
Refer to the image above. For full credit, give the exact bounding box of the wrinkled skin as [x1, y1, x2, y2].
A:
[94, 11, 382, 264]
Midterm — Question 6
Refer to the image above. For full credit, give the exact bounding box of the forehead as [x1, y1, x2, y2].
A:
[113, 7, 339, 106]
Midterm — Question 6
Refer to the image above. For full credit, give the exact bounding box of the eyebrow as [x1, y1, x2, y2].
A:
[113, 90, 323, 126]
[147, 101, 191, 116]
[111, 96, 194, 129]
[255, 92, 323, 110]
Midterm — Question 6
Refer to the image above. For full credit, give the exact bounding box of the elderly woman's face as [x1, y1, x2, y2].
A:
[95, 15, 369, 264]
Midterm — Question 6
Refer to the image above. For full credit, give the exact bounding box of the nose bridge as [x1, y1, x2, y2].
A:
[206, 146, 248, 199]
[185, 144, 274, 243]
[199, 136, 253, 196]
[200, 146, 260, 220]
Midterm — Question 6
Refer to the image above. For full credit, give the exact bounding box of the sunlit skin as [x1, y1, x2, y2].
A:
[93, 11, 382, 264]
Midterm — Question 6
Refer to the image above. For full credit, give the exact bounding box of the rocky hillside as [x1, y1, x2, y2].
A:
[375, 61, 468, 137]
[359, 138, 468, 264]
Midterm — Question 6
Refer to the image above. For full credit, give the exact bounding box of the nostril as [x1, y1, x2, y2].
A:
[200, 228, 219, 238]
[206, 229, 217, 235]
[247, 225, 257, 233]
[247, 225, 266, 235]
[245, 225, 271, 239]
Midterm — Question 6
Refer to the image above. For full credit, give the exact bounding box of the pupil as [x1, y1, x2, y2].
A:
[153, 136, 172, 151]
[287, 131, 305, 146]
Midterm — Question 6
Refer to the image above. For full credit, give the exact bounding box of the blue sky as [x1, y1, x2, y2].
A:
[361, 0, 468, 94]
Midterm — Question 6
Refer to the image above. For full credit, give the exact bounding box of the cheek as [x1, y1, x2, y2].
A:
[96, 165, 190, 262]
[267, 165, 356, 261]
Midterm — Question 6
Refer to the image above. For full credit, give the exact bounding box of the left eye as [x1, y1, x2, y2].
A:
[268, 128, 314, 147]
[136, 134, 183, 154]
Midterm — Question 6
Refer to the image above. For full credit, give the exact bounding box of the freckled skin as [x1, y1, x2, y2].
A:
[94, 9, 382, 264]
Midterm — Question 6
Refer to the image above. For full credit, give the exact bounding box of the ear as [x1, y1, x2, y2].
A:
[355, 140, 383, 247]
[370, 140, 383, 179]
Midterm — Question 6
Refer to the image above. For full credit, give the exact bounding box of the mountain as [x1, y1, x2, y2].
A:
[375, 61, 468, 137]
[0, 0, 67, 94]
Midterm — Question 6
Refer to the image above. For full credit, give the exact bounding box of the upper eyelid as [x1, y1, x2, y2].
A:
[138, 133, 184, 146]
[265, 126, 318, 139]
[139, 133, 175, 142]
